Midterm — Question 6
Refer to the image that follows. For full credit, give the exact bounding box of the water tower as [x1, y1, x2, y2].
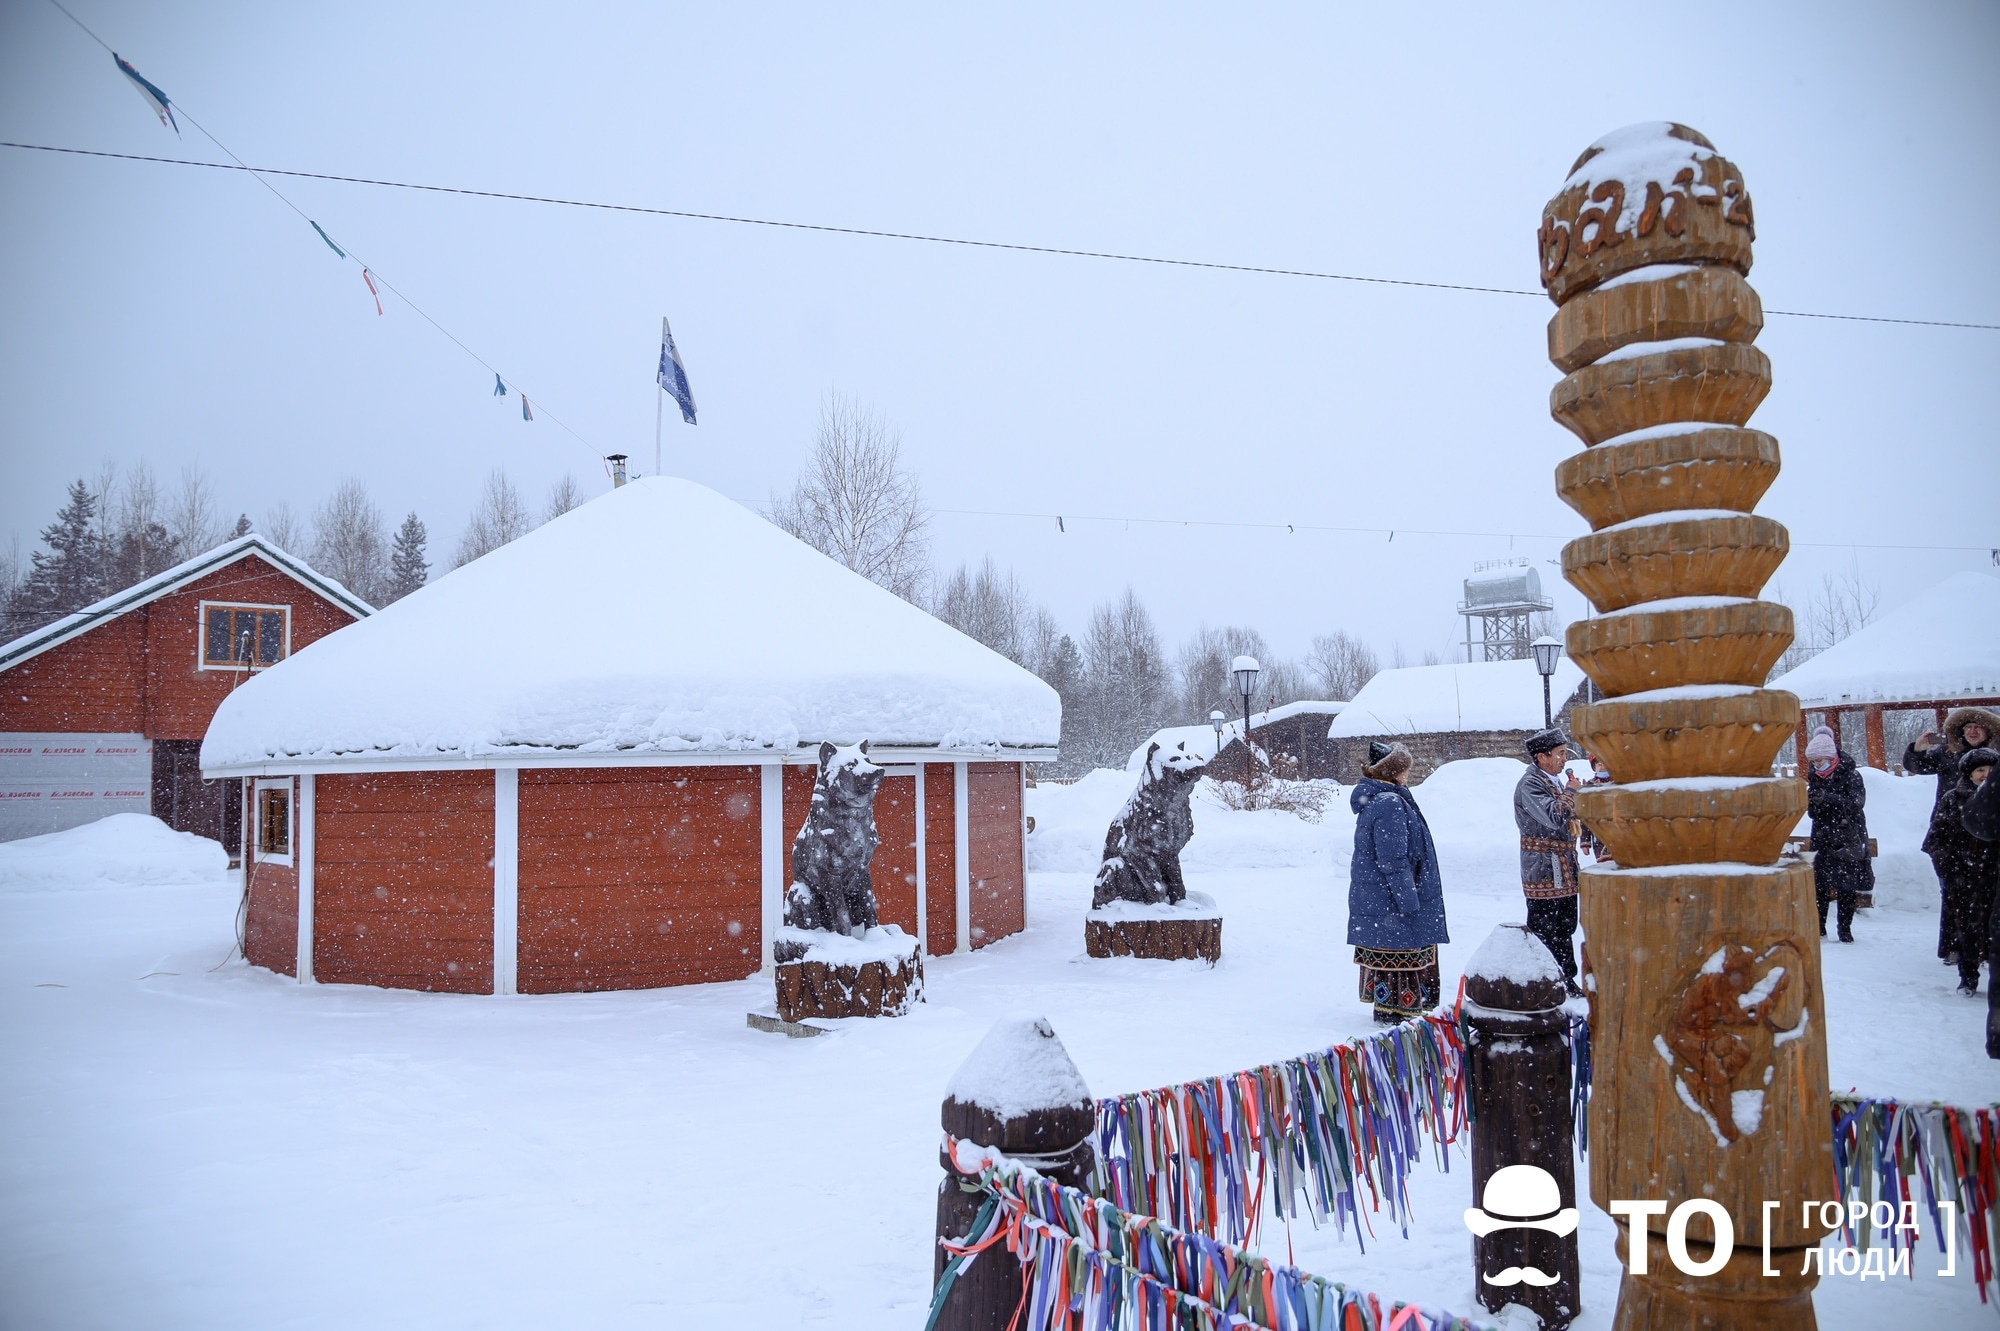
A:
[1459, 559, 1553, 662]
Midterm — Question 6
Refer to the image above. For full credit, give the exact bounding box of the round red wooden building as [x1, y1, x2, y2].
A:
[202, 478, 1059, 995]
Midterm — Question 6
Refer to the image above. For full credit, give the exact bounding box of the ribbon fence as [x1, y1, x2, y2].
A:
[933, 1141, 1494, 1331]
[1829, 1094, 2000, 1304]
[1091, 1009, 1470, 1249]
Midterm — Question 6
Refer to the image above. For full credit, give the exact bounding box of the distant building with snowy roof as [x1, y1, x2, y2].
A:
[0, 535, 371, 844]
[1324, 658, 1587, 783]
[1768, 571, 2000, 769]
[201, 477, 1058, 996]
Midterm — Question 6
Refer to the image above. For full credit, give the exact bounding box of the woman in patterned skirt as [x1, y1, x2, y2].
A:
[1348, 741, 1450, 1024]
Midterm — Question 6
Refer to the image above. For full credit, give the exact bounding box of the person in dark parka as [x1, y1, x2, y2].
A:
[1930, 747, 2000, 996]
[1348, 741, 1449, 1024]
[1958, 762, 2000, 1057]
[1804, 726, 1872, 943]
[1908, 706, 2000, 961]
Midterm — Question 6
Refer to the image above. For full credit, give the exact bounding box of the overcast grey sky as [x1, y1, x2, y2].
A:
[2, 1, 1995, 663]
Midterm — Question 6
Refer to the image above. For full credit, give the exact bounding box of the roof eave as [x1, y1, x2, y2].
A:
[203, 742, 1062, 779]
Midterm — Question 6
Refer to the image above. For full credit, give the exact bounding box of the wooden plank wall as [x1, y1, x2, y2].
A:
[312, 771, 494, 993]
[517, 767, 761, 992]
[923, 763, 958, 955]
[782, 764, 929, 942]
[968, 762, 1026, 949]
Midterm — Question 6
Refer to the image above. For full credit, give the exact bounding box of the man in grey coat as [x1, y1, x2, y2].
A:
[1517, 727, 1582, 995]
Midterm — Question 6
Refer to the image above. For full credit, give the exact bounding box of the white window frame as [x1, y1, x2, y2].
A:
[254, 778, 294, 867]
[198, 601, 292, 672]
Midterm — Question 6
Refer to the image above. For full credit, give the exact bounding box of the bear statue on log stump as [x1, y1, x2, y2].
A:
[769, 741, 922, 1024]
[1086, 739, 1221, 962]
[1538, 122, 1832, 1329]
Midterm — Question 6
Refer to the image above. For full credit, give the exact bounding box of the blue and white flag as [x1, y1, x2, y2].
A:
[657, 319, 697, 425]
[113, 54, 178, 134]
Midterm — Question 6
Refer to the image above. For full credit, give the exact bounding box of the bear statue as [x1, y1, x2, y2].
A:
[1091, 739, 1208, 909]
[783, 740, 886, 939]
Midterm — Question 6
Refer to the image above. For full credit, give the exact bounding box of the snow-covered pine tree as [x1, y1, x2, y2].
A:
[1038, 633, 1089, 776]
[14, 479, 105, 633]
[386, 512, 430, 603]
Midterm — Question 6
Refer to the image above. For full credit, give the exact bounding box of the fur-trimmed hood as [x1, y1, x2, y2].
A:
[1943, 707, 2000, 755]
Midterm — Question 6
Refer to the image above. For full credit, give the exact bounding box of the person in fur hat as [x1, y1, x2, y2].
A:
[1516, 727, 1582, 994]
[1957, 759, 2000, 1055]
[1348, 741, 1449, 1024]
[1908, 706, 2000, 962]
[1928, 747, 2000, 995]
[1804, 726, 1872, 943]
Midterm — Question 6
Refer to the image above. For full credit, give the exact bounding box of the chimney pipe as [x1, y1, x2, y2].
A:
[607, 454, 629, 487]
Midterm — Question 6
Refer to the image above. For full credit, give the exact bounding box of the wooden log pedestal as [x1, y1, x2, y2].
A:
[932, 1016, 1096, 1331]
[1463, 924, 1581, 1330]
[1538, 123, 1834, 1330]
[1084, 890, 1222, 963]
[770, 925, 923, 1023]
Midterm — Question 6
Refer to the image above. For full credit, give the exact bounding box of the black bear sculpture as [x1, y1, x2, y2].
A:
[783, 740, 887, 940]
[1091, 739, 1208, 908]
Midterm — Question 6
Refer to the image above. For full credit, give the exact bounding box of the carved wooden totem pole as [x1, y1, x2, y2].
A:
[1540, 123, 1833, 1329]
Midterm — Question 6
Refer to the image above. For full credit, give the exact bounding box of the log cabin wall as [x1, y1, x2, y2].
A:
[923, 762, 958, 955]
[517, 766, 761, 992]
[967, 762, 1026, 949]
[310, 771, 494, 993]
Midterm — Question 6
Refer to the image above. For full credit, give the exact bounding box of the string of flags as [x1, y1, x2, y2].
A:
[931, 1140, 1493, 1331]
[1091, 1006, 1470, 1249]
[1829, 1094, 1999, 1303]
[88, 38, 614, 447]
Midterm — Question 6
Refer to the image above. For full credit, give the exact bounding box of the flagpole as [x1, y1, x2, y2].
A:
[654, 316, 666, 478]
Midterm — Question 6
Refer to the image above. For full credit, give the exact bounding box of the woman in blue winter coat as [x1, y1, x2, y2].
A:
[1348, 740, 1450, 1024]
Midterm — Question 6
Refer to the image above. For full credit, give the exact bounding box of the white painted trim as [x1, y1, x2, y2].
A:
[296, 774, 315, 984]
[492, 768, 518, 996]
[954, 760, 971, 955]
[201, 745, 1062, 780]
[252, 778, 294, 867]
[760, 763, 783, 975]
[196, 599, 292, 671]
[913, 763, 927, 955]
[1019, 763, 1029, 920]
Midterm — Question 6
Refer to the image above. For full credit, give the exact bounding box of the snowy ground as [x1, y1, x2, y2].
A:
[1, 765, 1990, 1328]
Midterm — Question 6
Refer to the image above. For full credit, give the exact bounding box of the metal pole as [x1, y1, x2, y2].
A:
[654, 317, 665, 477]
[1543, 673, 1553, 730]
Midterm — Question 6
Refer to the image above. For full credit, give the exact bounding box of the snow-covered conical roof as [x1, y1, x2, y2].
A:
[201, 477, 1059, 773]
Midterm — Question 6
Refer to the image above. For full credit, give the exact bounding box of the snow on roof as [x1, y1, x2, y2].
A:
[1326, 657, 1587, 739]
[201, 477, 1059, 772]
[1769, 571, 2000, 708]
[0, 534, 373, 674]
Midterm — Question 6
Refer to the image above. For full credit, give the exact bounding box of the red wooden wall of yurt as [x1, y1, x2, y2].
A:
[241, 776, 299, 977]
[967, 762, 1026, 948]
[922, 762, 958, 956]
[517, 767, 762, 993]
[311, 771, 495, 993]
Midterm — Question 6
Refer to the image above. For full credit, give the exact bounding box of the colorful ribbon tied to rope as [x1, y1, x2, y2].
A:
[1829, 1094, 1999, 1303]
[932, 1137, 1495, 1331]
[1091, 1008, 1469, 1249]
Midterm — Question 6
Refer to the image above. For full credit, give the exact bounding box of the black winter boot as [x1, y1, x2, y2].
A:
[1837, 894, 1856, 944]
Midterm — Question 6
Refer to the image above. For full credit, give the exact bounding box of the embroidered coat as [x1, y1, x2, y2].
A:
[1514, 764, 1579, 900]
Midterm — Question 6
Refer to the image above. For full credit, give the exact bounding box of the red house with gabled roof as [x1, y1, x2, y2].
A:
[0, 535, 373, 845]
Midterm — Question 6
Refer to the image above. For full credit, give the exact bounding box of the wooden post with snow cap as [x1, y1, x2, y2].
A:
[1464, 923, 1580, 1330]
[932, 1014, 1096, 1331]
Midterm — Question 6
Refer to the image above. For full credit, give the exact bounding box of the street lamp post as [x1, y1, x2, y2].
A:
[1209, 709, 1227, 760]
[1531, 635, 1564, 730]
[1231, 656, 1261, 786]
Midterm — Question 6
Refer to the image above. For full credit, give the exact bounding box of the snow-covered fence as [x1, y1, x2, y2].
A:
[929, 1149, 1494, 1331]
[1090, 1008, 1469, 1248]
[1828, 1096, 2000, 1304]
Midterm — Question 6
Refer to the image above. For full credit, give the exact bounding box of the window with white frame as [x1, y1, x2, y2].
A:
[201, 603, 289, 670]
[255, 781, 293, 865]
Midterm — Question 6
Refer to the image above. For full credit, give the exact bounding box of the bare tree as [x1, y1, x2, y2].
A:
[260, 501, 304, 554]
[543, 474, 584, 524]
[453, 469, 534, 568]
[165, 464, 224, 560]
[1175, 625, 1270, 723]
[1771, 567, 1882, 676]
[110, 462, 174, 586]
[1305, 630, 1381, 700]
[1075, 588, 1173, 770]
[769, 393, 930, 601]
[312, 479, 390, 604]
